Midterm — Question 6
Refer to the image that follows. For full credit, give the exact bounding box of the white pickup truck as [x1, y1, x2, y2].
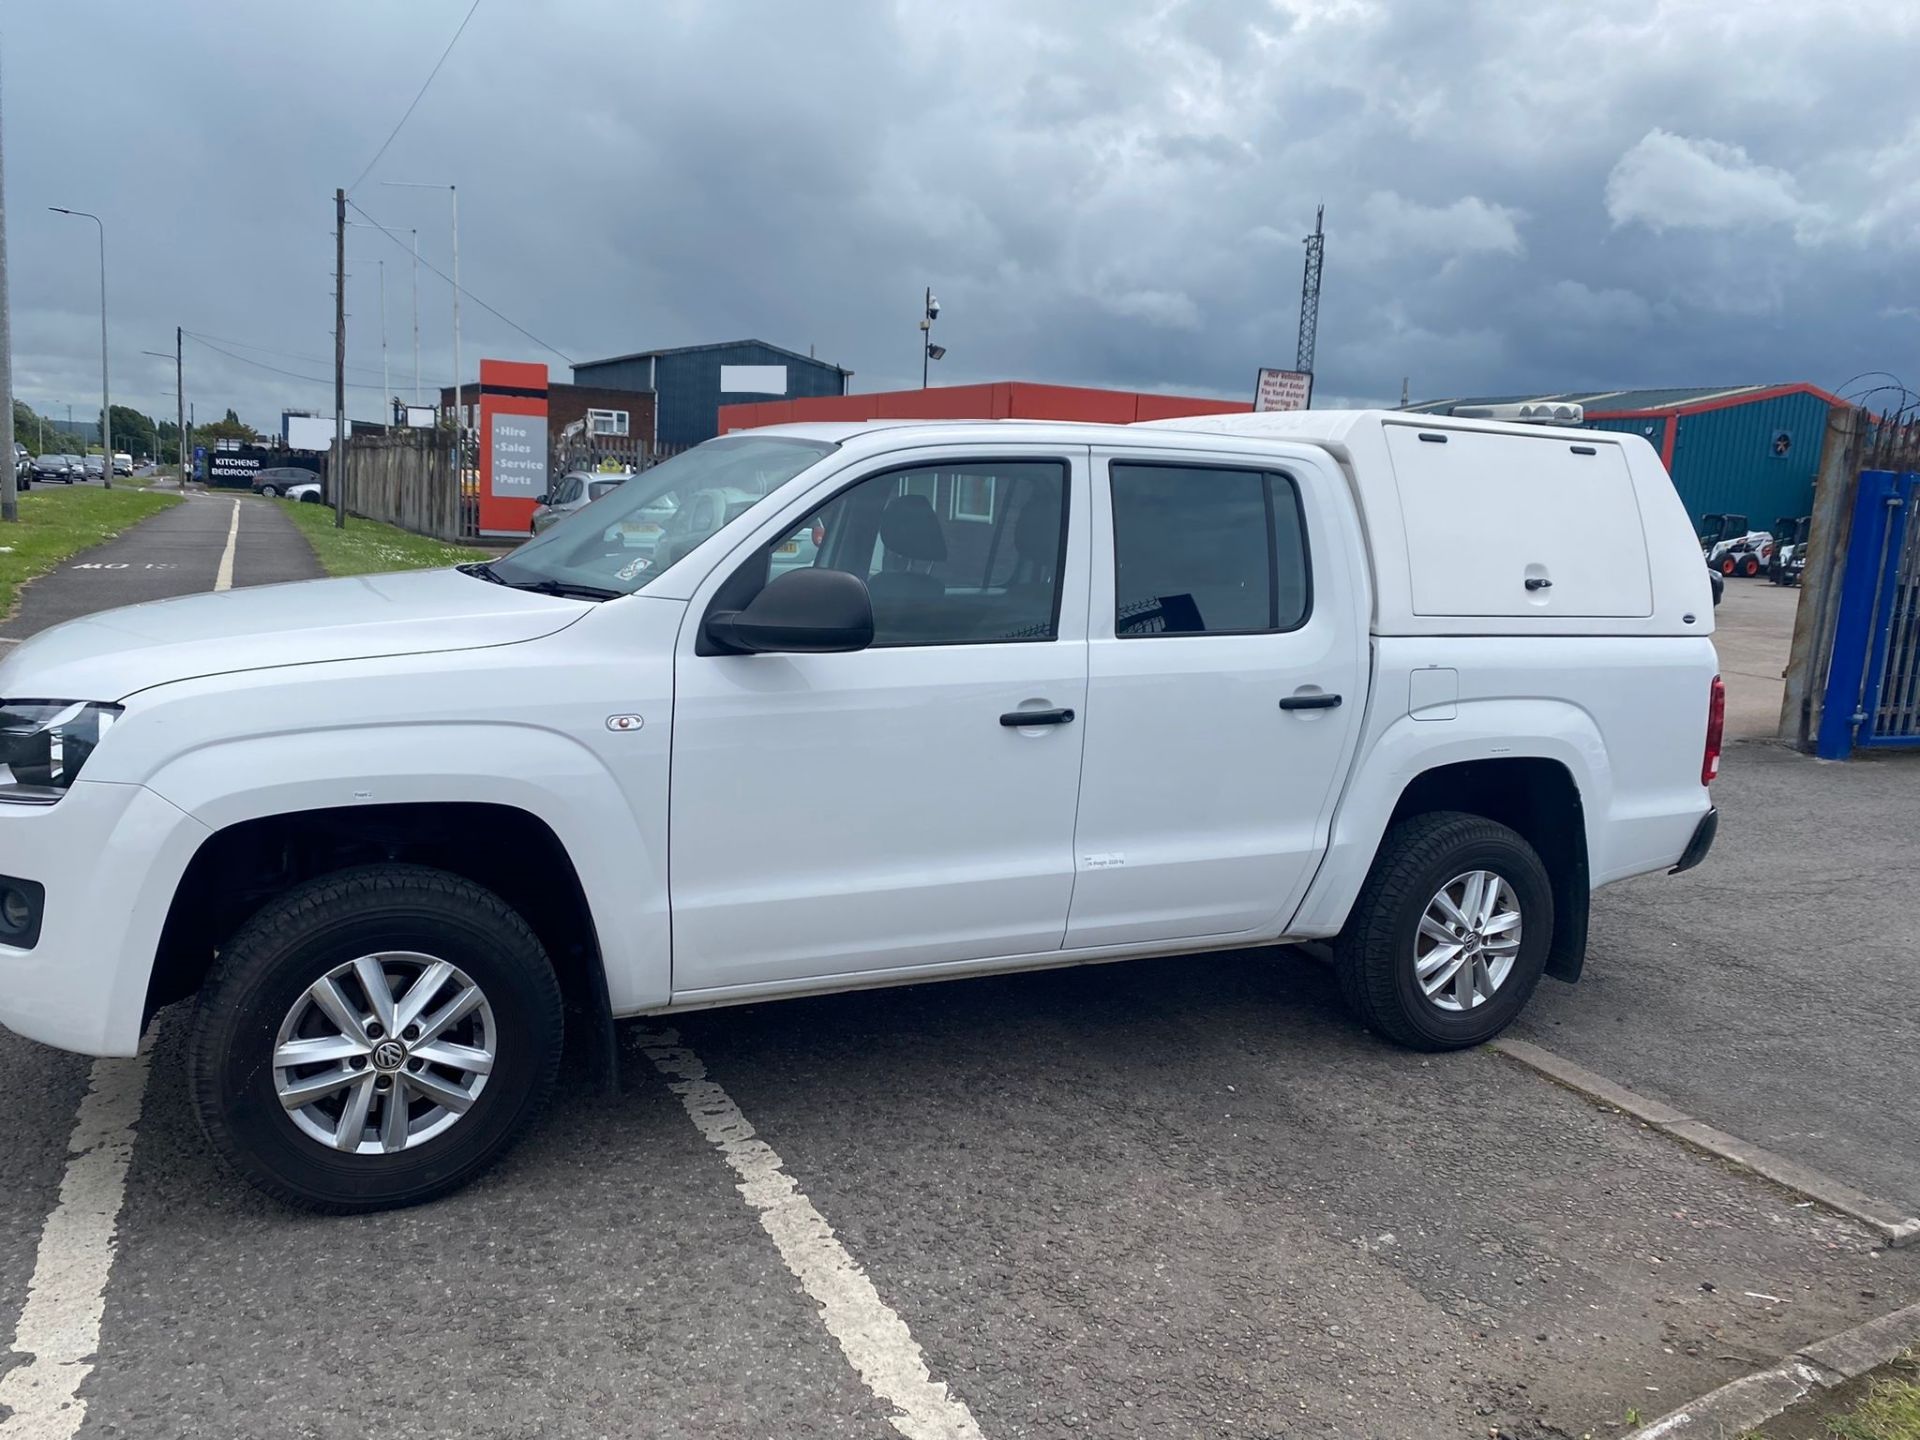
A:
[0, 411, 1721, 1211]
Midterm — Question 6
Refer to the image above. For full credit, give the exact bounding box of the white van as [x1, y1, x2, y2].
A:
[0, 410, 1719, 1210]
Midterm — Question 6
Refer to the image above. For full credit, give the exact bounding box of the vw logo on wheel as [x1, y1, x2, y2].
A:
[371, 1039, 408, 1072]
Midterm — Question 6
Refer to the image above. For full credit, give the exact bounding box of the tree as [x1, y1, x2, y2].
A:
[154, 419, 182, 465]
[108, 405, 156, 460]
[195, 407, 258, 446]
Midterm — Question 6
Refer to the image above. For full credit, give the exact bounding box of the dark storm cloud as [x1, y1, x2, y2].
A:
[8, 0, 1918, 431]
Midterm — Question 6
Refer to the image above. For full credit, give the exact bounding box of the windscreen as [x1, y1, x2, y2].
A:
[490, 434, 837, 596]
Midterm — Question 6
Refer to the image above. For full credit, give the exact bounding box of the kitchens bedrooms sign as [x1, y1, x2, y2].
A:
[478, 359, 549, 538]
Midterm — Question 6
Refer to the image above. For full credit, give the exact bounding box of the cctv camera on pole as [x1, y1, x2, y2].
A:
[920, 287, 941, 388]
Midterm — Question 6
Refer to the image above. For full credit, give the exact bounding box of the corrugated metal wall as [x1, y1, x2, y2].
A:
[1586, 393, 1825, 528]
[1668, 391, 1824, 527]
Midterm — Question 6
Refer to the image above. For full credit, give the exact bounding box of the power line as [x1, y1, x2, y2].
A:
[185, 332, 387, 390]
[183, 328, 387, 378]
[347, 0, 483, 194]
[345, 196, 576, 364]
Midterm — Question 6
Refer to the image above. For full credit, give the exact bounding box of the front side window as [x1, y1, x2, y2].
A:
[763, 459, 1068, 646]
[1111, 462, 1309, 637]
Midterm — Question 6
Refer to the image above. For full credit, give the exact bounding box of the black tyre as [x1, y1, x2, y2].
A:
[1332, 811, 1553, 1050]
[187, 864, 563, 1213]
[259, 484, 278, 498]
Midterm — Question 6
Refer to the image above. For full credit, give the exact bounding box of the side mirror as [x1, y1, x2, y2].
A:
[706, 568, 873, 655]
[535, 492, 550, 506]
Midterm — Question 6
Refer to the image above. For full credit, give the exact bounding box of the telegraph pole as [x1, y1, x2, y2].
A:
[333, 187, 347, 528]
[0, 60, 16, 522]
[175, 326, 186, 479]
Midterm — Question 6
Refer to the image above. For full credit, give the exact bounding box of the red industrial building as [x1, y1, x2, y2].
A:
[719, 380, 1249, 433]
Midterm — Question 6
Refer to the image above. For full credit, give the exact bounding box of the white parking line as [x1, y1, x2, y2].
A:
[0, 1040, 153, 1440]
[636, 1029, 985, 1440]
[214, 499, 240, 592]
[2, 499, 244, 1436]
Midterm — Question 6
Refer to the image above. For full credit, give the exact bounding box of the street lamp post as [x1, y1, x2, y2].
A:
[49, 208, 110, 488]
[346, 218, 421, 404]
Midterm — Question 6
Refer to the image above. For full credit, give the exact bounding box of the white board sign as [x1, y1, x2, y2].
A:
[1254, 368, 1313, 412]
[285, 415, 336, 451]
[719, 364, 788, 395]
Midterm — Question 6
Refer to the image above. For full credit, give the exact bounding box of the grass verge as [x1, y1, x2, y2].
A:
[280, 500, 490, 577]
[0, 486, 181, 618]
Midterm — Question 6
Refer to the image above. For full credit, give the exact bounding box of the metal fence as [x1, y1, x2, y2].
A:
[1780, 409, 1920, 756]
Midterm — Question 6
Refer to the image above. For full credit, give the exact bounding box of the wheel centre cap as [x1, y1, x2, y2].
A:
[371, 1039, 408, 1073]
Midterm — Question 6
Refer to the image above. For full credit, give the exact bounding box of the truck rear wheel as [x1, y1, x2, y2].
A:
[186, 864, 563, 1213]
[1333, 811, 1552, 1050]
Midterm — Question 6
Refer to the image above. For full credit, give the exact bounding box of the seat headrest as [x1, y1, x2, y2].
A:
[880, 493, 948, 563]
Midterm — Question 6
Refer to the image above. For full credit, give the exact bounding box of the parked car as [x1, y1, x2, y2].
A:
[112, 452, 133, 477]
[250, 466, 321, 499]
[0, 412, 1719, 1212]
[530, 470, 632, 535]
[288, 481, 324, 504]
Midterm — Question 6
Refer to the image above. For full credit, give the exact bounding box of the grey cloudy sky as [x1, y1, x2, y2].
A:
[9, 0, 1919, 433]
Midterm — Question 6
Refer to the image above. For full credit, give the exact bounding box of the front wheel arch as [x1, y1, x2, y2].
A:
[148, 802, 617, 1088]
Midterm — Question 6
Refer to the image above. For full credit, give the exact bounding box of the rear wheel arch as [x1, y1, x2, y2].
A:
[1377, 756, 1589, 983]
[148, 801, 616, 1081]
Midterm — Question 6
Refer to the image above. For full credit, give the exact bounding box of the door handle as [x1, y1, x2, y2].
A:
[1000, 707, 1075, 726]
[1525, 576, 1553, 591]
[1279, 693, 1343, 711]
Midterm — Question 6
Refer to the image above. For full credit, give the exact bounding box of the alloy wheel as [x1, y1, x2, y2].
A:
[1413, 870, 1522, 1012]
[272, 952, 495, 1155]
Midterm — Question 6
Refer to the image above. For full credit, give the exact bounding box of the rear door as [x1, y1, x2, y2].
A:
[1065, 446, 1366, 949]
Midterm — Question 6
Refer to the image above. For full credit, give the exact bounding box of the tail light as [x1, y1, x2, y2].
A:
[1702, 675, 1725, 785]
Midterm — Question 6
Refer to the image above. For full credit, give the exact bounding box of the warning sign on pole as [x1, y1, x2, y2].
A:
[1254, 368, 1313, 412]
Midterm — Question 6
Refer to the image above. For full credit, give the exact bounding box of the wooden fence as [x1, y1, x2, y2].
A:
[339, 431, 461, 541]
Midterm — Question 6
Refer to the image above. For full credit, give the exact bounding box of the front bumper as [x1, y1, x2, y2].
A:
[0, 780, 209, 1055]
[1670, 806, 1718, 875]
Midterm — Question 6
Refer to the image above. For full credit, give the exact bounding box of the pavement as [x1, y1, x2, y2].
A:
[0, 491, 319, 639]
[1711, 575, 1800, 740]
[0, 505, 1914, 1440]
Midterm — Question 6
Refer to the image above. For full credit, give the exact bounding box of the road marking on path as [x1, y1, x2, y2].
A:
[214, 499, 241, 592]
[0, 1038, 154, 1440]
[635, 1029, 985, 1440]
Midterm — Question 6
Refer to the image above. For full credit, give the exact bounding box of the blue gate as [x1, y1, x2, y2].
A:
[1817, 469, 1920, 757]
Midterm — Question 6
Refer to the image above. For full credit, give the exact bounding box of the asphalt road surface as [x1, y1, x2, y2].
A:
[0, 501, 1913, 1440]
[1520, 737, 1920, 1213]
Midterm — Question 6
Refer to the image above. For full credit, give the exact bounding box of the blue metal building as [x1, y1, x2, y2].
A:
[1405, 383, 1845, 529]
[570, 339, 852, 449]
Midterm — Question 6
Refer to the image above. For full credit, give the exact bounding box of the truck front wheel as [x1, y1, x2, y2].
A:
[1333, 812, 1552, 1050]
[186, 864, 563, 1212]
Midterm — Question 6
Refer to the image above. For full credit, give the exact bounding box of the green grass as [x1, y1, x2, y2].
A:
[1824, 1366, 1920, 1440]
[280, 500, 490, 577]
[1741, 1353, 1920, 1440]
[0, 485, 181, 617]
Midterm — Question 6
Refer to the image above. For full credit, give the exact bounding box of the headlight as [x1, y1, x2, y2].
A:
[0, 701, 122, 804]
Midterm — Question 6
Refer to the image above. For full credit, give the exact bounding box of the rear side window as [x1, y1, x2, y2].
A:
[1110, 463, 1309, 636]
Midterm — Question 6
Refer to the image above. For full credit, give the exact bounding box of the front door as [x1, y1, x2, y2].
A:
[669, 447, 1092, 995]
[1065, 446, 1366, 949]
